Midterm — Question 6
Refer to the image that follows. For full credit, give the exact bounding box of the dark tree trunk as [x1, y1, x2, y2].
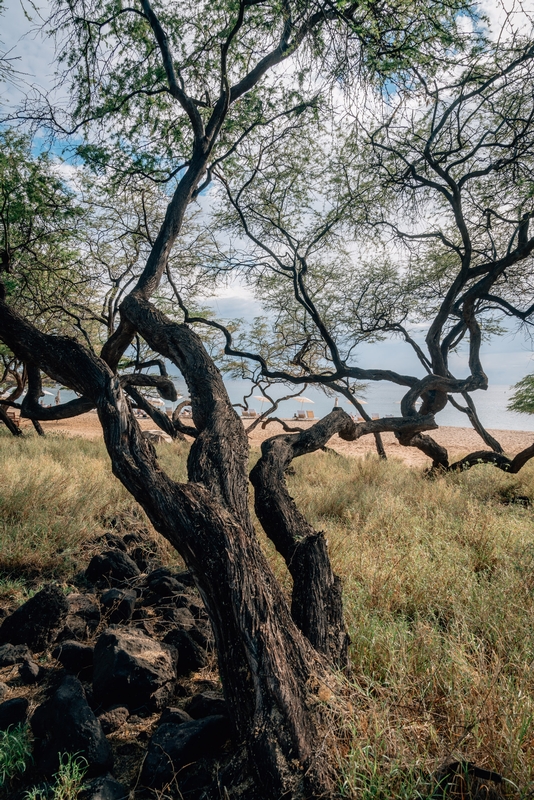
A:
[0, 296, 339, 799]
[0, 404, 22, 436]
[448, 392, 503, 453]
[448, 441, 534, 473]
[250, 409, 352, 667]
[396, 429, 450, 470]
[32, 418, 45, 436]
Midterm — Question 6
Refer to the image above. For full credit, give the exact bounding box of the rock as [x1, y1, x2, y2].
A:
[0, 585, 69, 651]
[78, 773, 129, 800]
[31, 675, 113, 778]
[100, 588, 136, 624]
[140, 715, 231, 789]
[184, 692, 229, 720]
[85, 550, 140, 585]
[52, 640, 94, 674]
[174, 570, 196, 588]
[188, 600, 208, 620]
[104, 534, 128, 552]
[160, 592, 193, 611]
[93, 627, 176, 711]
[128, 547, 150, 571]
[19, 659, 40, 684]
[67, 594, 101, 635]
[0, 697, 29, 730]
[189, 620, 214, 650]
[163, 629, 207, 675]
[149, 576, 187, 597]
[0, 682, 8, 701]
[158, 707, 193, 726]
[97, 706, 129, 734]
[122, 531, 144, 547]
[0, 643, 32, 666]
[158, 605, 196, 625]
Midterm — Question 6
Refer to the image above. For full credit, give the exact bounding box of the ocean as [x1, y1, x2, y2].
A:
[46, 380, 534, 432]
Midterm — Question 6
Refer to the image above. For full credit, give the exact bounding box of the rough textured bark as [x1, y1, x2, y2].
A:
[396, 429, 450, 470]
[449, 442, 534, 473]
[251, 409, 354, 667]
[0, 296, 338, 799]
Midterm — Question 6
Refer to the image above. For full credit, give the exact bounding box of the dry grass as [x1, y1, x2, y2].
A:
[0, 429, 182, 592]
[287, 452, 534, 798]
[2, 429, 534, 796]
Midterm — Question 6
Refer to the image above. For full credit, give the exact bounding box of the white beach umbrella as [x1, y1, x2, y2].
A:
[296, 396, 314, 405]
[42, 390, 54, 396]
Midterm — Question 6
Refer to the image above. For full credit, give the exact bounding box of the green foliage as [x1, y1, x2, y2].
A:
[25, 752, 88, 800]
[46, 0, 481, 183]
[508, 374, 534, 415]
[0, 129, 90, 334]
[0, 724, 32, 787]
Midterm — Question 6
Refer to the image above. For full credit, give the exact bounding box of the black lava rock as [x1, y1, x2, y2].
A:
[0, 697, 29, 731]
[61, 594, 101, 641]
[104, 534, 128, 552]
[93, 627, 176, 711]
[140, 715, 231, 789]
[31, 675, 113, 778]
[100, 588, 136, 624]
[184, 691, 229, 720]
[79, 773, 129, 800]
[0, 643, 32, 666]
[149, 576, 187, 597]
[18, 659, 40, 684]
[158, 707, 193, 726]
[163, 628, 207, 675]
[85, 550, 140, 585]
[0, 585, 69, 651]
[52, 640, 94, 674]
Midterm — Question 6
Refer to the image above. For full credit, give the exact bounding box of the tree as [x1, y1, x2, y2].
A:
[200, 26, 534, 474]
[0, 1, 487, 796]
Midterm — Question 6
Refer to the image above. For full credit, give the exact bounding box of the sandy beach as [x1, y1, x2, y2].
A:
[13, 412, 534, 468]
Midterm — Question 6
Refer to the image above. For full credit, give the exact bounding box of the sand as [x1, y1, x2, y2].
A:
[13, 411, 534, 468]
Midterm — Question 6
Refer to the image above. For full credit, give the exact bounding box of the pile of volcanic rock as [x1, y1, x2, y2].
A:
[0, 533, 233, 799]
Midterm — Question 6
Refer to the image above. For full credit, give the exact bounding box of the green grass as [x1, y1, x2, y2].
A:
[2, 429, 534, 795]
[0, 724, 32, 788]
[25, 752, 88, 800]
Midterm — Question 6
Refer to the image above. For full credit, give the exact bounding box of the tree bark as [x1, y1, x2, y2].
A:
[448, 442, 534, 474]
[448, 392, 503, 453]
[0, 296, 338, 799]
[0, 404, 22, 436]
[250, 409, 352, 667]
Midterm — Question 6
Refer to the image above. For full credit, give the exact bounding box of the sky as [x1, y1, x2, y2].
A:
[3, 0, 534, 388]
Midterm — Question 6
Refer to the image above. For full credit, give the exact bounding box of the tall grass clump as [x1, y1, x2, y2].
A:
[0, 724, 32, 788]
[286, 451, 534, 797]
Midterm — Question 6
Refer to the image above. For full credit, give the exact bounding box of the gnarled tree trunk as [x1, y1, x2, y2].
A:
[0, 296, 341, 799]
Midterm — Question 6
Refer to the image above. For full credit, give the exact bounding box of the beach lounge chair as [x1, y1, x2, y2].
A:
[6, 410, 20, 428]
[306, 410, 314, 419]
[371, 413, 379, 420]
[297, 411, 306, 419]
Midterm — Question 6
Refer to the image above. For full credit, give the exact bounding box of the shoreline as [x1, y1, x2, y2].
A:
[11, 413, 534, 468]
